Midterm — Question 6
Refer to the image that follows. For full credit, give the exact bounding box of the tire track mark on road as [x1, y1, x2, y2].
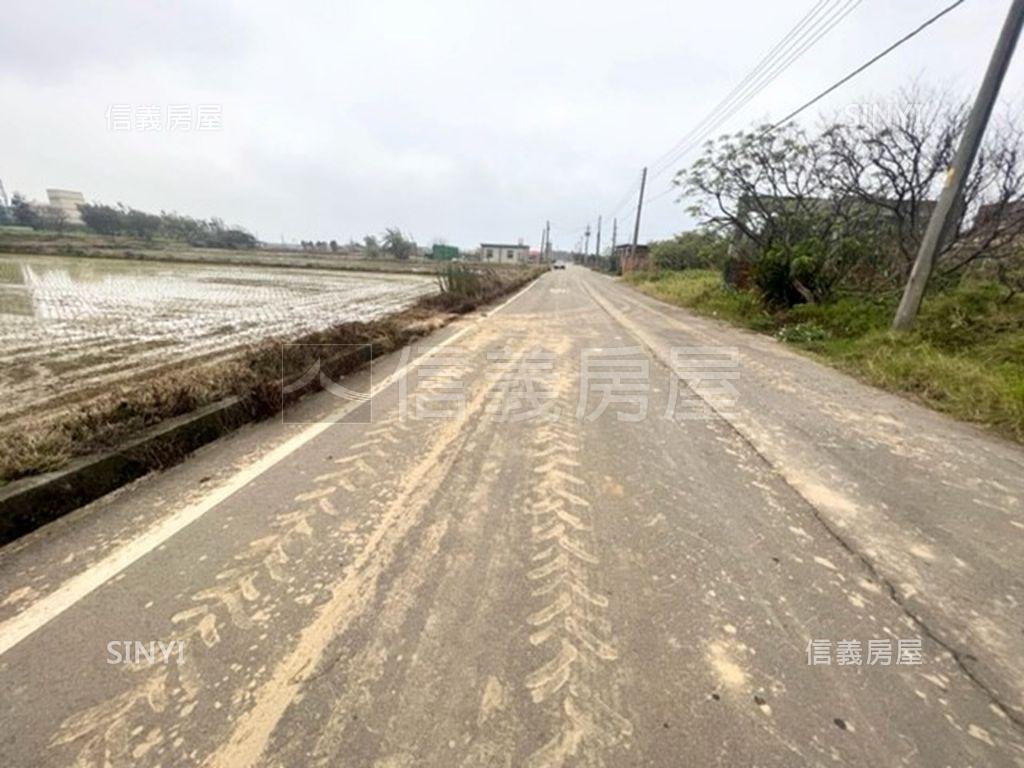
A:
[0, 279, 537, 661]
[32, 298, 529, 767]
[203, 338, 520, 768]
[520, 344, 633, 768]
[44, 411, 424, 767]
[585, 276, 1024, 736]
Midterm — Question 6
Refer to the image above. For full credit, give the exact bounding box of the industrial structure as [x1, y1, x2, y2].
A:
[613, 243, 651, 273]
[44, 189, 87, 225]
[430, 243, 460, 261]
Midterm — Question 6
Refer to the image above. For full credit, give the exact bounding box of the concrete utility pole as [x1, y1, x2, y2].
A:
[544, 220, 551, 261]
[630, 167, 648, 260]
[595, 216, 602, 261]
[583, 225, 591, 262]
[611, 218, 618, 257]
[893, 0, 1024, 331]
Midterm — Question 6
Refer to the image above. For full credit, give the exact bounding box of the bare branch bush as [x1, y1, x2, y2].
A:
[681, 85, 1024, 306]
[683, 125, 885, 306]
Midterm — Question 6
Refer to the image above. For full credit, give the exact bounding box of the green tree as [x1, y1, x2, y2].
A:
[381, 227, 416, 260]
[80, 203, 128, 235]
[10, 194, 39, 228]
[363, 234, 381, 257]
[684, 125, 881, 306]
[125, 208, 161, 240]
[650, 230, 728, 271]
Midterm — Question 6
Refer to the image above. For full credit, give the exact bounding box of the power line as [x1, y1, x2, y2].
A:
[646, 185, 678, 205]
[765, 0, 968, 131]
[606, 171, 644, 220]
[601, 0, 970, 246]
[895, 0, 1023, 329]
[646, 0, 969, 211]
[649, 0, 864, 181]
[647, 0, 856, 177]
[606, 0, 864, 222]
[646, 0, 837, 177]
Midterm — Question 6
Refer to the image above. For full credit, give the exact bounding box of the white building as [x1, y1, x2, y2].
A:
[45, 189, 86, 225]
[480, 242, 529, 264]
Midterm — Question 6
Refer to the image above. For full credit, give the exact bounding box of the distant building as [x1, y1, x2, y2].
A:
[613, 244, 651, 273]
[480, 242, 530, 264]
[730, 194, 938, 247]
[46, 189, 86, 225]
[431, 244, 460, 261]
[973, 200, 1024, 233]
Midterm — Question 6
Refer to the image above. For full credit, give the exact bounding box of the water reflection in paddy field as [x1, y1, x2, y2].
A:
[0, 254, 436, 419]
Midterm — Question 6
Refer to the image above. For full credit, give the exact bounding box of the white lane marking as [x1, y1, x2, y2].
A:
[0, 278, 540, 657]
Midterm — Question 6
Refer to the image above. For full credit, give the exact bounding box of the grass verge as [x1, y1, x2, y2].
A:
[626, 270, 1024, 442]
[0, 264, 544, 483]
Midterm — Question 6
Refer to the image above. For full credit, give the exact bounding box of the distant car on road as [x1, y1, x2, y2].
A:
[553, 261, 567, 270]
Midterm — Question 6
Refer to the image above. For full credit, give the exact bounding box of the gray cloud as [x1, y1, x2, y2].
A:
[0, 1, 246, 83]
[2, 0, 1021, 248]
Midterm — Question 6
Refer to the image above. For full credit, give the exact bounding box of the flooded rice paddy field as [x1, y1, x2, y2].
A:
[0, 254, 436, 420]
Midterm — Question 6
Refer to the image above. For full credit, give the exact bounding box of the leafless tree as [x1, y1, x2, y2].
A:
[36, 207, 69, 234]
[822, 85, 1024, 282]
[682, 85, 1024, 303]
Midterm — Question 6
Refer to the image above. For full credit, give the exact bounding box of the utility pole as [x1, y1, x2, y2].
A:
[539, 224, 547, 262]
[583, 225, 591, 262]
[630, 167, 648, 261]
[595, 216, 602, 262]
[893, 0, 1024, 331]
[544, 220, 551, 261]
[610, 218, 617, 259]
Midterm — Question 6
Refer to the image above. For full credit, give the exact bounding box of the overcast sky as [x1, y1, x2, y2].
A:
[2, 0, 1022, 250]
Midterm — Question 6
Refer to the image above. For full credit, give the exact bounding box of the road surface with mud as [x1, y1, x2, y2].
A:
[1, 267, 1022, 766]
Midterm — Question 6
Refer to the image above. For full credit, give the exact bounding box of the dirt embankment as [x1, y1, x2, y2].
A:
[0, 266, 544, 484]
[0, 233, 441, 275]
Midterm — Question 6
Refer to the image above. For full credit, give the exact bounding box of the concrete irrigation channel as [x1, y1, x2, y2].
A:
[0, 253, 538, 540]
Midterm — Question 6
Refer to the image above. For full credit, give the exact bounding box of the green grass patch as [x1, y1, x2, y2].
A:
[626, 269, 776, 331]
[626, 270, 1024, 441]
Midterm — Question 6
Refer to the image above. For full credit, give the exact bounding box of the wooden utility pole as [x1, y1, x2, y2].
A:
[630, 167, 648, 260]
[893, 0, 1024, 331]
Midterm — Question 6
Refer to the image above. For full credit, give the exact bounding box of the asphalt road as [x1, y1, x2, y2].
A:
[1, 266, 1023, 767]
